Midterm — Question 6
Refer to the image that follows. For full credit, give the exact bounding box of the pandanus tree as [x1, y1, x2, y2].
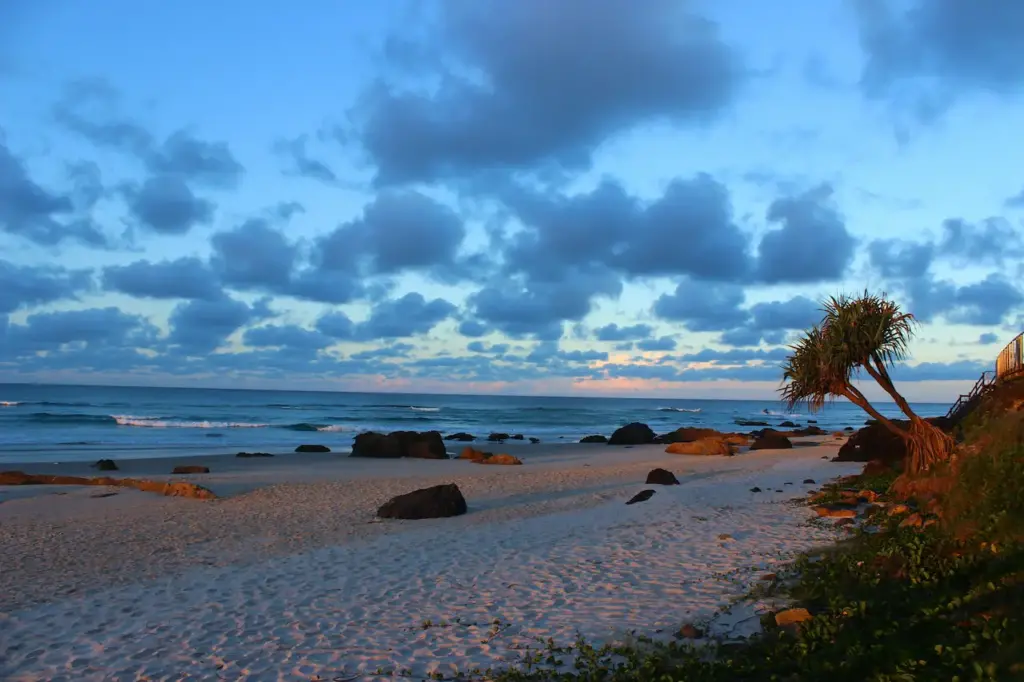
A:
[779, 292, 954, 475]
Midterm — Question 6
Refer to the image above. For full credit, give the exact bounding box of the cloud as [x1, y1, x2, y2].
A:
[868, 238, 934, 278]
[653, 280, 747, 331]
[890, 359, 992, 382]
[2, 307, 158, 358]
[275, 136, 338, 185]
[594, 323, 654, 341]
[315, 312, 356, 340]
[1007, 188, 1024, 209]
[242, 324, 333, 353]
[937, 217, 1024, 266]
[855, 0, 1024, 119]
[0, 138, 108, 247]
[54, 80, 244, 189]
[457, 320, 489, 338]
[122, 175, 215, 234]
[210, 218, 298, 291]
[906, 274, 1023, 325]
[355, 293, 458, 339]
[102, 257, 221, 301]
[166, 295, 255, 354]
[354, 0, 745, 184]
[0, 261, 92, 314]
[979, 332, 999, 344]
[637, 336, 677, 351]
[756, 185, 855, 283]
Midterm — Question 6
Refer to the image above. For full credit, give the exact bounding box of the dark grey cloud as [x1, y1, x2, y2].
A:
[756, 185, 855, 283]
[356, 293, 458, 340]
[167, 295, 255, 354]
[1007, 189, 1024, 209]
[122, 175, 215, 234]
[0, 138, 108, 247]
[54, 81, 244, 189]
[653, 280, 747, 331]
[979, 332, 999, 344]
[350, 343, 415, 361]
[2, 307, 158, 359]
[0, 261, 92, 314]
[906, 274, 1023, 325]
[748, 296, 821, 331]
[210, 219, 297, 290]
[314, 190, 468, 279]
[856, 0, 1024, 118]
[637, 336, 677, 352]
[467, 341, 510, 355]
[868, 238, 935, 279]
[594, 323, 654, 342]
[457, 320, 489, 338]
[717, 327, 788, 348]
[275, 136, 338, 185]
[890, 359, 992, 382]
[354, 0, 745, 185]
[242, 325, 333, 353]
[938, 217, 1024, 266]
[315, 312, 356, 340]
[102, 257, 221, 301]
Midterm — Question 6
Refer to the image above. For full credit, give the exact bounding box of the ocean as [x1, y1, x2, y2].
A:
[0, 383, 949, 463]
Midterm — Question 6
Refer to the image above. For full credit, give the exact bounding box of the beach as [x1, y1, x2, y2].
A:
[0, 437, 862, 681]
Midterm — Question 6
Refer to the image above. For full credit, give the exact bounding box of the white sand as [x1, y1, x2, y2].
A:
[0, 439, 859, 681]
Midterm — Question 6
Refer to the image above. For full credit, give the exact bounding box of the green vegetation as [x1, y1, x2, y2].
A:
[780, 292, 953, 474]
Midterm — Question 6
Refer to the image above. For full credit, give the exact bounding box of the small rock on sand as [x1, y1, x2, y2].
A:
[626, 489, 656, 505]
[172, 466, 210, 475]
[93, 459, 118, 471]
[775, 608, 812, 627]
[645, 468, 680, 485]
[295, 444, 331, 453]
[377, 483, 468, 520]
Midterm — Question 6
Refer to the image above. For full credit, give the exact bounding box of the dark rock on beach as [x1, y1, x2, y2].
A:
[295, 444, 331, 453]
[487, 432, 510, 442]
[779, 421, 799, 428]
[646, 468, 680, 485]
[377, 483, 468, 520]
[529, 437, 540, 444]
[511, 434, 524, 440]
[579, 434, 608, 443]
[351, 431, 447, 459]
[735, 419, 770, 427]
[656, 427, 723, 444]
[172, 465, 210, 474]
[750, 487, 762, 493]
[92, 459, 118, 471]
[626, 489, 656, 505]
[750, 433, 793, 450]
[236, 451, 274, 458]
[608, 422, 655, 445]
[444, 432, 476, 442]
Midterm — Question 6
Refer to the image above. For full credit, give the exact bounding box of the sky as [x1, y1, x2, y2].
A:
[1, 0, 1023, 402]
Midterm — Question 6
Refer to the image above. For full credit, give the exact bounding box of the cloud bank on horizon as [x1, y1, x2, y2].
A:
[1, 0, 1023, 401]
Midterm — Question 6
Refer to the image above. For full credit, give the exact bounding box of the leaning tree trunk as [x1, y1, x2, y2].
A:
[903, 416, 955, 475]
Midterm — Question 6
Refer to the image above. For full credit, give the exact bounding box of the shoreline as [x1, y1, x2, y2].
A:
[1, 437, 861, 680]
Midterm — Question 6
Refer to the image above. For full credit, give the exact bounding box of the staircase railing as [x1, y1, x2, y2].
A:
[946, 331, 1024, 421]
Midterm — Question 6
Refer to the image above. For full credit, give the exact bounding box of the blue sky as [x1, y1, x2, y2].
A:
[1, 0, 1023, 401]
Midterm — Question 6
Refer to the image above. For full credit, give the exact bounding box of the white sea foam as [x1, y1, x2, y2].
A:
[658, 407, 702, 413]
[111, 415, 269, 429]
[410, 406, 441, 412]
[0, 401, 20, 407]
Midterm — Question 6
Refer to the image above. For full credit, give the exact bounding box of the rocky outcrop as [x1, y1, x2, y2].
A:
[295, 444, 331, 453]
[377, 483, 467, 520]
[236, 451, 274, 457]
[172, 465, 210, 474]
[645, 468, 680, 485]
[665, 438, 734, 456]
[487, 433, 510, 442]
[458, 447, 522, 465]
[608, 422, 655, 445]
[0, 471, 217, 499]
[656, 427, 723, 444]
[444, 432, 476, 441]
[750, 433, 793, 450]
[529, 437, 540, 444]
[735, 419, 769, 427]
[92, 459, 118, 471]
[351, 431, 447, 459]
[579, 434, 608, 443]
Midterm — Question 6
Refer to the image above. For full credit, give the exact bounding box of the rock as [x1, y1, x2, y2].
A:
[656, 427, 723, 444]
[759, 573, 777, 581]
[779, 421, 799, 428]
[862, 459, 895, 476]
[236, 451, 274, 458]
[92, 459, 118, 471]
[735, 419, 770, 427]
[808, 420, 817, 424]
[789, 426, 826, 437]
[295, 444, 331, 453]
[899, 512, 924, 528]
[352, 431, 447, 459]
[844, 426, 854, 431]
[645, 468, 680, 485]
[0, 471, 216, 499]
[803, 478, 815, 484]
[487, 433, 510, 442]
[172, 465, 209, 474]
[529, 437, 540, 444]
[478, 453, 522, 466]
[459, 446, 489, 462]
[749, 433, 793, 450]
[626, 489, 656, 505]
[718, 533, 733, 541]
[377, 483, 468, 520]
[835, 518, 856, 527]
[444, 432, 476, 442]
[511, 434, 524, 440]
[579, 434, 608, 443]
[679, 624, 703, 639]
[813, 505, 857, 518]
[608, 422, 656, 445]
[750, 486, 762, 493]
[90, 492, 118, 499]
[775, 608, 812, 627]
[665, 439, 734, 456]
[836, 417, 949, 466]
